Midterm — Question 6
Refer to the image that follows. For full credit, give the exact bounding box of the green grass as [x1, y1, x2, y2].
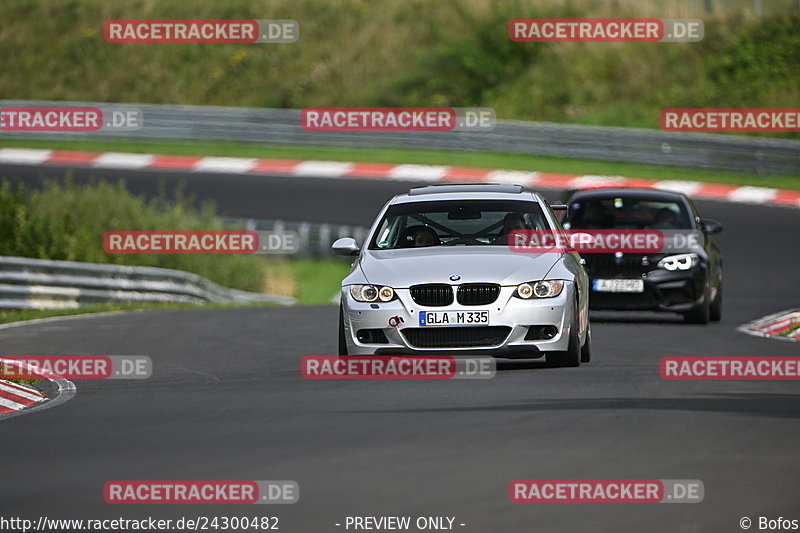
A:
[3, 137, 799, 190]
[777, 323, 800, 338]
[0, 0, 798, 137]
[294, 259, 351, 305]
[0, 178, 352, 333]
[263, 258, 351, 305]
[1, 376, 41, 386]
[0, 178, 270, 292]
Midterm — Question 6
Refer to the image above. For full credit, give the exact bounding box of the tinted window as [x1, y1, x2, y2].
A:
[369, 200, 550, 250]
[563, 196, 692, 230]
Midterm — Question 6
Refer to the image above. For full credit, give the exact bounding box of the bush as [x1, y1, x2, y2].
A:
[0, 179, 267, 293]
[1, 1, 798, 137]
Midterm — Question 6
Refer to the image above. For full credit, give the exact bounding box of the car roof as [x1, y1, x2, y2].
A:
[567, 187, 688, 202]
[408, 184, 523, 196]
[393, 184, 543, 204]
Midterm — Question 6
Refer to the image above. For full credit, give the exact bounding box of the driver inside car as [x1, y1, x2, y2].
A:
[649, 207, 677, 229]
[413, 226, 440, 247]
[493, 212, 528, 244]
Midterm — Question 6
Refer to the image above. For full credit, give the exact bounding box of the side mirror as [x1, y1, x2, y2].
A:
[700, 219, 723, 234]
[332, 237, 361, 256]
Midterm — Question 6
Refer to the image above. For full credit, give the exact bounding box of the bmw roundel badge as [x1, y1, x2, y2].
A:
[449, 274, 461, 281]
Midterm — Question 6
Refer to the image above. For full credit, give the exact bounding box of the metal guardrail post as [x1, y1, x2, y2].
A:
[0, 255, 295, 309]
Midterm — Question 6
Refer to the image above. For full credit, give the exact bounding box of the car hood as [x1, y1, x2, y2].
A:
[357, 247, 562, 287]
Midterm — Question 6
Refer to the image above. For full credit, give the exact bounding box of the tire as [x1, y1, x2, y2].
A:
[709, 283, 722, 322]
[580, 324, 592, 363]
[338, 304, 348, 356]
[684, 288, 710, 324]
[546, 306, 581, 368]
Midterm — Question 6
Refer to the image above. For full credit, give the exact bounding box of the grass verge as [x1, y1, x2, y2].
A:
[2, 1, 798, 136]
[264, 258, 351, 305]
[0, 177, 269, 292]
[3, 138, 799, 191]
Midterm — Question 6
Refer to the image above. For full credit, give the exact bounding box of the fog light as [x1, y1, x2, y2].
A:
[356, 329, 389, 344]
[542, 326, 558, 339]
[525, 325, 559, 341]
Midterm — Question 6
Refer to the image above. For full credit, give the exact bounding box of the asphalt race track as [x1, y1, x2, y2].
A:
[1, 163, 799, 532]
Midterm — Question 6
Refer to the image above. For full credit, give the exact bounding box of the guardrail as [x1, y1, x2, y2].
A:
[1, 100, 797, 175]
[0, 255, 295, 310]
[231, 218, 370, 258]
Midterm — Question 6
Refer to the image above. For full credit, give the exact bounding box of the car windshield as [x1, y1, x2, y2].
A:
[368, 199, 550, 250]
[563, 196, 693, 230]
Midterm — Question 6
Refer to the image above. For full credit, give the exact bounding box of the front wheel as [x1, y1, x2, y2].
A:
[684, 288, 710, 324]
[580, 324, 592, 363]
[709, 283, 722, 322]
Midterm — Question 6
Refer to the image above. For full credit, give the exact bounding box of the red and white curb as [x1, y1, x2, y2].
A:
[738, 310, 800, 342]
[0, 378, 45, 413]
[1, 147, 799, 208]
[0, 357, 76, 419]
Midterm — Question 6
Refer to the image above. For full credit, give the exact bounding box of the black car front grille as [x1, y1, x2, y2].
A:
[590, 291, 659, 310]
[410, 284, 454, 307]
[583, 254, 657, 277]
[659, 285, 698, 305]
[402, 326, 511, 348]
[456, 283, 500, 306]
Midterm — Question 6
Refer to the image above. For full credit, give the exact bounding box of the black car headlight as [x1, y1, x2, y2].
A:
[514, 280, 565, 299]
[657, 253, 699, 271]
[349, 285, 396, 302]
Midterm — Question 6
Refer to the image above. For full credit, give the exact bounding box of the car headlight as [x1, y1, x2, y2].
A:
[657, 253, 699, 271]
[349, 285, 396, 302]
[514, 280, 564, 299]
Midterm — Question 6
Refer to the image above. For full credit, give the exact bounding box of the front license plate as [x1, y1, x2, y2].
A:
[419, 310, 489, 327]
[593, 279, 644, 293]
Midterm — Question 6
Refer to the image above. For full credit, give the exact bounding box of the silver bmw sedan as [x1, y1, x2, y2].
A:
[332, 184, 591, 367]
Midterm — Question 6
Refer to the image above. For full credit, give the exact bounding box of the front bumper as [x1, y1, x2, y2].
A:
[340, 283, 577, 357]
[588, 267, 707, 313]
